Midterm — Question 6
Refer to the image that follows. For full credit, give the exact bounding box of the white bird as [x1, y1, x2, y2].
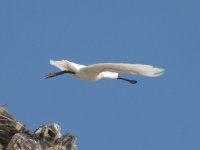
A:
[45, 60, 164, 84]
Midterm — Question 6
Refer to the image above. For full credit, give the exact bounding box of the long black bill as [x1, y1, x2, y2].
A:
[117, 76, 137, 84]
[45, 71, 75, 79]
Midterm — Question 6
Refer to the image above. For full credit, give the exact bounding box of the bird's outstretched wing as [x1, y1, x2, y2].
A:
[83, 63, 164, 77]
[50, 60, 85, 72]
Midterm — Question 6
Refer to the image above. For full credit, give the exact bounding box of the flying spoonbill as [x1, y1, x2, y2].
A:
[45, 60, 164, 84]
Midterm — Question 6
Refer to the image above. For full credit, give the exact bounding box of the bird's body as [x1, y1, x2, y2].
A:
[46, 60, 164, 84]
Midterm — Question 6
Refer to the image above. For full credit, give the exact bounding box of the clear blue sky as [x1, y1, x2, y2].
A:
[0, 0, 199, 149]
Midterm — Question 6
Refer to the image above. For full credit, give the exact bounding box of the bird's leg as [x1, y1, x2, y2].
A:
[117, 76, 137, 84]
[45, 71, 75, 79]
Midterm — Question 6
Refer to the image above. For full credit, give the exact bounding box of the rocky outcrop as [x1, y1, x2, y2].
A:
[0, 106, 77, 150]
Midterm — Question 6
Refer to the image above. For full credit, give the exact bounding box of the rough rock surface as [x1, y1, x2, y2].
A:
[0, 106, 77, 150]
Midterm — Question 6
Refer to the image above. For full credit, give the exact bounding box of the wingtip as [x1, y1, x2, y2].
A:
[50, 60, 55, 64]
[153, 68, 165, 77]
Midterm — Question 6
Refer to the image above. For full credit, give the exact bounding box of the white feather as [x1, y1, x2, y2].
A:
[82, 63, 164, 77]
[50, 60, 85, 72]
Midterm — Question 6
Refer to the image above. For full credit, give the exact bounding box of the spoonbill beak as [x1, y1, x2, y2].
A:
[45, 72, 57, 79]
[45, 71, 75, 79]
